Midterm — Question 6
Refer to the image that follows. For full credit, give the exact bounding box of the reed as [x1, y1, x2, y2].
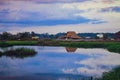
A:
[101, 66, 120, 80]
[1, 47, 37, 58]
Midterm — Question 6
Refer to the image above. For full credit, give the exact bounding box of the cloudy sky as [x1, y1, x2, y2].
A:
[0, 0, 120, 34]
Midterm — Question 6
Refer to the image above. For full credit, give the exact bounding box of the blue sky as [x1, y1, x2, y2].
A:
[0, 0, 120, 34]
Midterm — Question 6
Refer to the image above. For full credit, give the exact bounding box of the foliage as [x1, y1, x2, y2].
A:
[101, 66, 120, 80]
[0, 47, 37, 59]
[0, 41, 13, 47]
[0, 40, 120, 53]
[59, 41, 120, 53]
[6, 41, 38, 45]
[107, 45, 120, 53]
[0, 31, 116, 40]
[0, 41, 38, 46]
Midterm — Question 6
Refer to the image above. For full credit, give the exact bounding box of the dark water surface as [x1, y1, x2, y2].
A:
[0, 46, 120, 80]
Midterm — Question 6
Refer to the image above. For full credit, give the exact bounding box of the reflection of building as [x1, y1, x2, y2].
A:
[65, 47, 77, 52]
[59, 31, 81, 39]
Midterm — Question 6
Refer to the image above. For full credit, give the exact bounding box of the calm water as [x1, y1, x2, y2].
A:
[0, 46, 120, 80]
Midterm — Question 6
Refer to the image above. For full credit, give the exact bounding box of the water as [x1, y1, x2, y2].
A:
[0, 46, 120, 80]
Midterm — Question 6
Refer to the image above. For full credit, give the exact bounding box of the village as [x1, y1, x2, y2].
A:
[0, 31, 120, 41]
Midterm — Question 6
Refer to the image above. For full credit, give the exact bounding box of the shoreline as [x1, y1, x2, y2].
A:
[0, 40, 120, 53]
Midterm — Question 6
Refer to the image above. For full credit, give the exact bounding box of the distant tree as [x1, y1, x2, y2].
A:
[77, 33, 97, 39]
[0, 34, 2, 40]
[115, 31, 120, 39]
[1, 32, 13, 40]
[16, 32, 31, 40]
[31, 31, 36, 37]
[54, 32, 66, 38]
[103, 33, 108, 40]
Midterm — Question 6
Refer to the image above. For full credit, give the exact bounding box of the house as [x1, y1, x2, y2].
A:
[32, 36, 39, 40]
[59, 31, 81, 40]
[96, 33, 104, 39]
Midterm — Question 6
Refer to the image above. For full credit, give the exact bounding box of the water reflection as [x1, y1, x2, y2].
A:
[0, 46, 120, 80]
[65, 47, 77, 52]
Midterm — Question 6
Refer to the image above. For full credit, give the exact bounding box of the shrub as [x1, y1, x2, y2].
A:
[3, 47, 37, 58]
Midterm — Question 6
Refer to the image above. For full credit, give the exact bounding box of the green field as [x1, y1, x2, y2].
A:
[0, 40, 120, 53]
[0, 41, 38, 47]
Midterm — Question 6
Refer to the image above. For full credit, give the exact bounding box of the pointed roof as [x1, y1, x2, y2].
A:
[66, 31, 81, 39]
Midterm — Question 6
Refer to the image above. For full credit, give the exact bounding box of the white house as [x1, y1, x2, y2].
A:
[97, 33, 104, 39]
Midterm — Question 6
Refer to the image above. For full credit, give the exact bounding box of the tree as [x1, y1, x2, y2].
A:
[16, 32, 31, 40]
[31, 31, 36, 37]
[1, 32, 12, 40]
[115, 31, 120, 39]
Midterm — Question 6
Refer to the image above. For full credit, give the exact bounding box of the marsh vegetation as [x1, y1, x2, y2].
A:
[101, 66, 120, 80]
[0, 40, 120, 53]
[0, 47, 37, 58]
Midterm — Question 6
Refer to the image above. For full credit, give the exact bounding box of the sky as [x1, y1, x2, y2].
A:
[0, 0, 120, 34]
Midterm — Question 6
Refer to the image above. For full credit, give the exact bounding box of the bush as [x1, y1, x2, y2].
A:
[107, 45, 120, 53]
[102, 66, 120, 80]
[3, 47, 37, 58]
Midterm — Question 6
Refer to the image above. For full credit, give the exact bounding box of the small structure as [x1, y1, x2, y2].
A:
[59, 31, 81, 40]
[97, 33, 104, 39]
[32, 36, 39, 40]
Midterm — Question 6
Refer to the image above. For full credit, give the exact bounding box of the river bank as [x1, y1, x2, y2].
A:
[0, 40, 120, 53]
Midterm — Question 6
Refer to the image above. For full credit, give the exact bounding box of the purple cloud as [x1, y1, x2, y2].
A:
[100, 6, 120, 12]
[0, 0, 89, 4]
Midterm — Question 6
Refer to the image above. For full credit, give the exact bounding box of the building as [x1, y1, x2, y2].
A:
[32, 36, 39, 40]
[59, 31, 81, 40]
[96, 33, 104, 39]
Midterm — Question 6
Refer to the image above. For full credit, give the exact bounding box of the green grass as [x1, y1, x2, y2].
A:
[59, 41, 120, 53]
[0, 40, 120, 53]
[0, 41, 38, 47]
[0, 47, 37, 58]
[6, 41, 38, 45]
[101, 66, 120, 80]
[107, 45, 120, 53]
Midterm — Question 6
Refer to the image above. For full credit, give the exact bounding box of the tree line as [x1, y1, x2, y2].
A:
[0, 31, 119, 40]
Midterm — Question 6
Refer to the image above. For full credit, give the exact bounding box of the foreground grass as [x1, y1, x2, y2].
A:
[101, 66, 120, 80]
[0, 47, 37, 58]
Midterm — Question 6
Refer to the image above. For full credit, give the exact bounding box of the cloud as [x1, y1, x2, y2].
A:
[0, 0, 120, 33]
[100, 6, 120, 12]
[0, 0, 89, 4]
[0, 0, 105, 26]
[1, 22, 118, 34]
[62, 48, 120, 77]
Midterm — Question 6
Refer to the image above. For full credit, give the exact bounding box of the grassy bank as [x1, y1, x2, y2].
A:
[59, 41, 120, 53]
[101, 66, 120, 80]
[0, 41, 38, 47]
[0, 40, 120, 53]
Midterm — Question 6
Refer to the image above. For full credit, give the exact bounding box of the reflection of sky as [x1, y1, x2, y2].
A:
[0, 46, 120, 78]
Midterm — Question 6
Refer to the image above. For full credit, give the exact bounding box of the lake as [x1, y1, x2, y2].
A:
[0, 46, 120, 80]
